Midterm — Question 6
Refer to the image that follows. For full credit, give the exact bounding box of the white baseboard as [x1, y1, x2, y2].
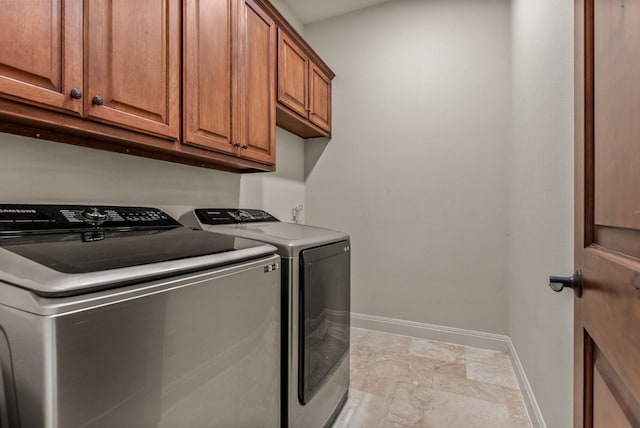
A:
[351, 312, 510, 351]
[351, 312, 546, 428]
[507, 338, 547, 428]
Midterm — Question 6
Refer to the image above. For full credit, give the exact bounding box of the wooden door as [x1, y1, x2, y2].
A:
[575, 0, 640, 426]
[237, 0, 276, 165]
[308, 62, 331, 133]
[277, 29, 308, 120]
[0, 0, 82, 115]
[85, 0, 180, 139]
[183, 0, 238, 155]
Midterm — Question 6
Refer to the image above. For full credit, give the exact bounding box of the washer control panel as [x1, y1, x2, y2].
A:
[195, 208, 279, 225]
[0, 205, 180, 233]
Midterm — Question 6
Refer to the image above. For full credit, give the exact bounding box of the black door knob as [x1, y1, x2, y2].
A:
[70, 88, 82, 99]
[549, 270, 582, 297]
[92, 95, 104, 106]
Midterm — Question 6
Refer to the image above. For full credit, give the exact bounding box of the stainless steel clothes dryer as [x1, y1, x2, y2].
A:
[0, 204, 281, 428]
[180, 208, 350, 428]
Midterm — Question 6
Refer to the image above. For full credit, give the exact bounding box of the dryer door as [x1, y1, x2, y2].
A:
[299, 240, 350, 404]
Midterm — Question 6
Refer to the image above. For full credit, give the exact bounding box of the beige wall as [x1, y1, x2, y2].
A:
[270, 0, 304, 33]
[0, 132, 240, 219]
[240, 128, 306, 222]
[509, 0, 574, 426]
[0, 128, 305, 224]
[303, 0, 512, 334]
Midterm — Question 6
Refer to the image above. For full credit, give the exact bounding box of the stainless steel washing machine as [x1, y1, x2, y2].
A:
[180, 209, 350, 428]
[0, 204, 281, 428]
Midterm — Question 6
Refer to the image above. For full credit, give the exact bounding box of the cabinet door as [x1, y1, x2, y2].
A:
[0, 0, 82, 115]
[277, 30, 308, 120]
[238, 0, 276, 165]
[183, 0, 238, 155]
[85, 0, 180, 139]
[308, 62, 331, 133]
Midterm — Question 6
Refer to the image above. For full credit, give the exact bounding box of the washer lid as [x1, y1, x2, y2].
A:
[0, 229, 275, 297]
[0, 205, 276, 297]
[196, 222, 348, 256]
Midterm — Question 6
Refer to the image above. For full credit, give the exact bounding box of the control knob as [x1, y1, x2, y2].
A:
[81, 207, 108, 225]
[236, 210, 251, 220]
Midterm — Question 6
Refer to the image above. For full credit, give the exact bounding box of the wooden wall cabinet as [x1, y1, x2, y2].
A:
[308, 62, 331, 133]
[277, 31, 308, 120]
[183, 0, 276, 168]
[0, 0, 330, 172]
[183, 0, 240, 157]
[237, 0, 277, 164]
[0, 0, 83, 116]
[0, 0, 180, 140]
[275, 29, 334, 139]
[85, 0, 180, 140]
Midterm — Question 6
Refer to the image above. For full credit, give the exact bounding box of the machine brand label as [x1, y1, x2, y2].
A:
[0, 209, 36, 214]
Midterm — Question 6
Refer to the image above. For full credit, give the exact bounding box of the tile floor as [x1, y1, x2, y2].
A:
[333, 328, 533, 428]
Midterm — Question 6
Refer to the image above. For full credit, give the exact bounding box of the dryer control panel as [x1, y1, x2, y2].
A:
[194, 209, 279, 225]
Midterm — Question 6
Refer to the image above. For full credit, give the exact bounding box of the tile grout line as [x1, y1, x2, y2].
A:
[351, 312, 547, 428]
